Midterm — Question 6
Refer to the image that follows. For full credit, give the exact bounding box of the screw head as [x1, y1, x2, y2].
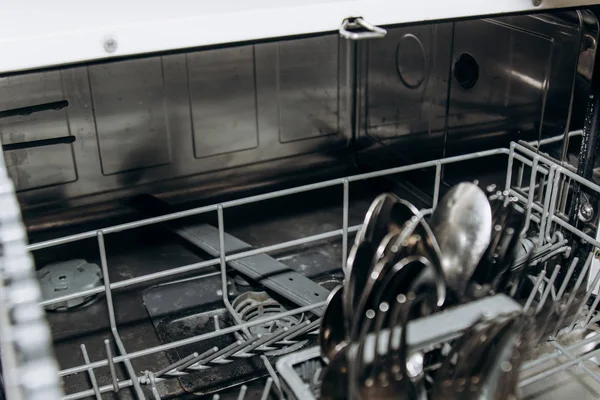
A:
[532, 0, 542, 5]
[579, 202, 594, 222]
[103, 38, 118, 53]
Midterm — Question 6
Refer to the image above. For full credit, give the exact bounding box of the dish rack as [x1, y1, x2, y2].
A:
[0, 4, 599, 399]
[2, 133, 600, 399]
[274, 139, 600, 400]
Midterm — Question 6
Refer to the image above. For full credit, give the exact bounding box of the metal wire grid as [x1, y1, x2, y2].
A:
[274, 138, 600, 399]
[15, 139, 600, 399]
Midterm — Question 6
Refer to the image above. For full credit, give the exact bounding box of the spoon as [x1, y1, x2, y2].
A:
[429, 182, 492, 299]
[320, 344, 349, 400]
[319, 285, 347, 361]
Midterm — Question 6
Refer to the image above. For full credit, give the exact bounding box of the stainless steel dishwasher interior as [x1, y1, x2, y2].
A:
[2, 9, 599, 400]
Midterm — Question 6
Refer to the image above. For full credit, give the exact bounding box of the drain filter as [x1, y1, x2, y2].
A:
[232, 291, 303, 335]
[38, 259, 103, 311]
[232, 291, 308, 355]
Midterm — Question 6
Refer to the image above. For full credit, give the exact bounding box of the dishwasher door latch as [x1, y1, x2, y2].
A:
[339, 17, 387, 41]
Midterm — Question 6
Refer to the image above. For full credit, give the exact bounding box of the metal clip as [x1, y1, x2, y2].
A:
[339, 18, 387, 40]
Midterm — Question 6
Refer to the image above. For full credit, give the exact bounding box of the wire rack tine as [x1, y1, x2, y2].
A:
[523, 270, 546, 313]
[217, 205, 252, 339]
[261, 355, 282, 394]
[261, 378, 274, 400]
[212, 336, 261, 364]
[342, 179, 349, 270]
[534, 257, 580, 345]
[537, 166, 556, 244]
[556, 257, 580, 300]
[521, 156, 539, 234]
[257, 327, 292, 351]
[237, 385, 248, 400]
[155, 352, 199, 378]
[178, 347, 219, 371]
[148, 371, 162, 400]
[202, 340, 245, 364]
[104, 339, 120, 392]
[433, 162, 442, 209]
[284, 319, 320, 341]
[97, 232, 146, 399]
[558, 252, 594, 334]
[80, 344, 102, 400]
[535, 265, 561, 314]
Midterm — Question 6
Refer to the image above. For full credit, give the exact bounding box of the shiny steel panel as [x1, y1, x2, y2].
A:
[361, 12, 591, 158]
[187, 47, 259, 158]
[88, 58, 172, 175]
[277, 35, 340, 143]
[0, 11, 593, 228]
[0, 71, 70, 143]
[4, 144, 76, 191]
[365, 24, 452, 142]
[0, 35, 348, 224]
[447, 14, 581, 145]
[0, 70, 77, 191]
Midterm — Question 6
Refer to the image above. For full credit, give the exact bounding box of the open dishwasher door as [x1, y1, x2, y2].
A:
[2, 4, 600, 400]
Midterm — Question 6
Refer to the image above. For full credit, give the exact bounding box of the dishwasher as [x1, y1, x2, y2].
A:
[2, 3, 600, 400]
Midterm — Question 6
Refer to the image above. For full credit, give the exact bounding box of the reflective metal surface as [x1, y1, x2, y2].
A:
[363, 23, 452, 153]
[0, 35, 351, 229]
[0, 10, 595, 234]
[319, 285, 346, 361]
[430, 183, 492, 298]
[358, 11, 596, 159]
[89, 58, 172, 175]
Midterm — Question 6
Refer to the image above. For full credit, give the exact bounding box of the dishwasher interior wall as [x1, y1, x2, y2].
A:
[0, 10, 595, 233]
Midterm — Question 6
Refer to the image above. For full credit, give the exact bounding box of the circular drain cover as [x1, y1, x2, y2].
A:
[232, 291, 308, 355]
[38, 259, 103, 311]
[232, 291, 302, 335]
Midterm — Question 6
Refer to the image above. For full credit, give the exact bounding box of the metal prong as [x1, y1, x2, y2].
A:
[567, 255, 599, 330]
[553, 253, 593, 336]
[147, 371, 161, 400]
[261, 355, 282, 395]
[200, 340, 245, 364]
[260, 378, 274, 400]
[104, 339, 120, 392]
[211, 336, 260, 363]
[535, 258, 581, 345]
[178, 346, 219, 371]
[80, 344, 102, 400]
[256, 328, 291, 351]
[535, 266, 560, 314]
[237, 385, 248, 400]
[155, 352, 199, 378]
[213, 395, 220, 400]
[283, 319, 318, 341]
[523, 270, 546, 313]
[342, 179, 349, 270]
[556, 257, 580, 300]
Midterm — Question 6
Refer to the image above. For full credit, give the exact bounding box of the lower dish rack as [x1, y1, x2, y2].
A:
[3, 139, 600, 399]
